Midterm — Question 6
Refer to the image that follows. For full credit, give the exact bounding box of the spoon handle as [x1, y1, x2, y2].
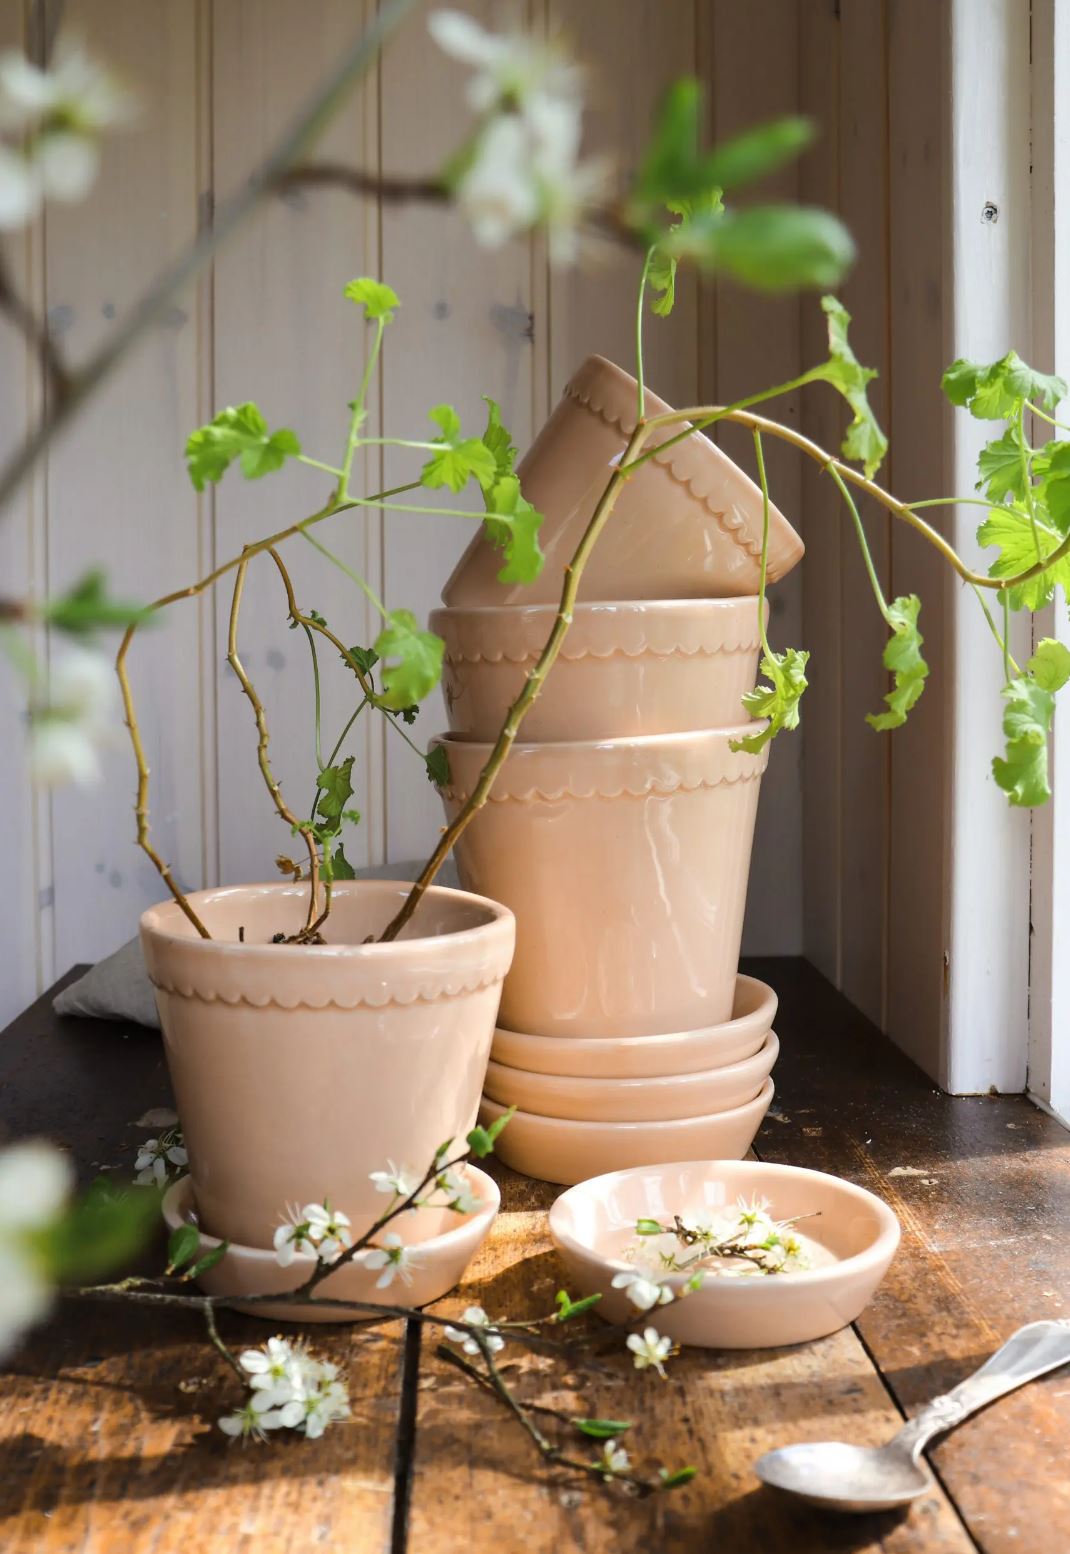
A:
[896, 1319, 1070, 1455]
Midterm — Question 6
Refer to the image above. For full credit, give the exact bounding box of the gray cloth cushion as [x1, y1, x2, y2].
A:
[52, 859, 460, 1031]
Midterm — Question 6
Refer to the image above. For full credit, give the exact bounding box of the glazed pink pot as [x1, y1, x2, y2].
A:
[140, 881, 514, 1249]
[433, 727, 768, 1038]
[430, 598, 764, 742]
[442, 355, 804, 607]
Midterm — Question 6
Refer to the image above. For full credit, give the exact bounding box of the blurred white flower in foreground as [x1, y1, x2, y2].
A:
[0, 1139, 73, 1359]
[0, 41, 134, 230]
[28, 642, 117, 786]
[429, 10, 608, 262]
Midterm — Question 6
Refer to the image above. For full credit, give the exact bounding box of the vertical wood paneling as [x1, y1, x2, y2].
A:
[211, 0, 383, 887]
[885, 0, 950, 1074]
[708, 0, 804, 957]
[0, 5, 46, 1028]
[799, 0, 844, 986]
[837, 0, 892, 1027]
[378, 1, 539, 865]
[44, 0, 206, 969]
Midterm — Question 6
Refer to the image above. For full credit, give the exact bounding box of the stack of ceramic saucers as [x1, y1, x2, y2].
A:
[429, 356, 803, 1186]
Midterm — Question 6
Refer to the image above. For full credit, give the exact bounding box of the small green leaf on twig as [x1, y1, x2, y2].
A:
[553, 1290, 603, 1321]
[648, 192, 724, 317]
[187, 1242, 229, 1279]
[635, 1218, 664, 1236]
[343, 277, 400, 323]
[166, 1223, 200, 1274]
[42, 570, 151, 636]
[480, 395, 518, 482]
[660, 1466, 698, 1490]
[185, 403, 301, 490]
[315, 757, 356, 825]
[348, 644, 380, 675]
[731, 647, 810, 753]
[466, 1105, 515, 1158]
[977, 425, 1030, 504]
[373, 609, 444, 709]
[482, 474, 544, 584]
[426, 744, 451, 789]
[574, 1418, 633, 1439]
[331, 843, 356, 880]
[942, 351, 1066, 420]
[421, 404, 497, 493]
[808, 296, 888, 479]
[866, 594, 929, 731]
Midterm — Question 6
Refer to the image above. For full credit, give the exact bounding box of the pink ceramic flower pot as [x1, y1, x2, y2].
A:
[429, 598, 764, 742]
[441, 354, 804, 607]
[433, 727, 768, 1038]
[140, 881, 514, 1249]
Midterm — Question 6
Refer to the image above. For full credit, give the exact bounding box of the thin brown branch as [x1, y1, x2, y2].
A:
[226, 556, 321, 934]
[280, 162, 448, 206]
[0, 249, 72, 404]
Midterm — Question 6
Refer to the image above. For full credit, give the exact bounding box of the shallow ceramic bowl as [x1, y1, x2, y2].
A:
[549, 1160, 900, 1349]
[161, 1168, 500, 1322]
[430, 598, 763, 742]
[477, 1080, 774, 1186]
[491, 975, 777, 1078]
[483, 1032, 778, 1123]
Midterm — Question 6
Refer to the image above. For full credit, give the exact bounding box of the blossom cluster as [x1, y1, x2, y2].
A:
[0, 42, 132, 231]
[428, 9, 606, 263]
[219, 1336, 350, 1443]
[134, 1127, 188, 1188]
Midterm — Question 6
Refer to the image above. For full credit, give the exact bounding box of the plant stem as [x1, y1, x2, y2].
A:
[202, 1298, 244, 1381]
[827, 463, 892, 624]
[751, 428, 773, 657]
[297, 455, 345, 478]
[1026, 400, 1070, 432]
[379, 423, 649, 943]
[305, 625, 324, 771]
[622, 370, 829, 474]
[300, 528, 389, 619]
[971, 583, 1021, 679]
[227, 557, 320, 933]
[635, 247, 654, 421]
[340, 317, 385, 500]
[1001, 591, 1012, 684]
[1016, 403, 1043, 561]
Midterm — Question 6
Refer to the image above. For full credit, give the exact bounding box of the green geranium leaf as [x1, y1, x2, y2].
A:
[732, 646, 810, 753]
[1027, 637, 1070, 692]
[373, 609, 444, 709]
[343, 277, 400, 323]
[466, 1105, 515, 1158]
[993, 674, 1056, 806]
[1035, 442, 1070, 532]
[185, 403, 301, 490]
[347, 644, 379, 677]
[481, 396, 517, 483]
[575, 1418, 633, 1439]
[941, 351, 1067, 420]
[805, 296, 888, 478]
[977, 425, 1030, 504]
[42, 571, 151, 636]
[648, 192, 724, 317]
[482, 474, 544, 585]
[554, 1290, 603, 1321]
[331, 842, 356, 881]
[426, 744, 451, 789]
[421, 404, 498, 494]
[315, 757, 355, 827]
[866, 594, 929, 731]
[166, 1223, 200, 1274]
[977, 506, 1070, 611]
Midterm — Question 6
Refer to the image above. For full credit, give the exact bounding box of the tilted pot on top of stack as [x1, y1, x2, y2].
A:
[430, 355, 803, 1185]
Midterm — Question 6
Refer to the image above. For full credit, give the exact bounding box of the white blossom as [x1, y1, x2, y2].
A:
[611, 1268, 674, 1313]
[28, 644, 117, 787]
[597, 1440, 631, 1478]
[134, 1130, 188, 1188]
[0, 42, 134, 230]
[218, 1389, 291, 1443]
[626, 1325, 673, 1379]
[300, 1362, 350, 1439]
[369, 1161, 420, 1199]
[436, 1167, 482, 1215]
[359, 1230, 422, 1290]
[273, 1199, 351, 1266]
[0, 1141, 73, 1359]
[427, 11, 580, 115]
[444, 1304, 505, 1357]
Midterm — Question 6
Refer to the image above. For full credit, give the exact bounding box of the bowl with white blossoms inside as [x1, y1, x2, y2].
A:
[549, 1159, 900, 1350]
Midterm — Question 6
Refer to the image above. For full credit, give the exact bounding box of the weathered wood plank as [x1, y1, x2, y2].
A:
[406, 1159, 975, 1554]
[0, 975, 403, 1554]
[751, 955, 1070, 1554]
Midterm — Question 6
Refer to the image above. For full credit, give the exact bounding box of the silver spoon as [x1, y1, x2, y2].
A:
[755, 1318, 1070, 1513]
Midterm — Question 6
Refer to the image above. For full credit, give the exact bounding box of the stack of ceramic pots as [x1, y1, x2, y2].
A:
[430, 356, 804, 1186]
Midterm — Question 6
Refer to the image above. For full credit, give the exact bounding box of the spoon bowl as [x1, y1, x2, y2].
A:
[755, 1440, 935, 1512]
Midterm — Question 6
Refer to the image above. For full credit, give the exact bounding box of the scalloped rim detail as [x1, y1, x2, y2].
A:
[431, 601, 765, 665]
[443, 641, 758, 666]
[442, 768, 767, 806]
[562, 360, 804, 578]
[149, 964, 509, 1010]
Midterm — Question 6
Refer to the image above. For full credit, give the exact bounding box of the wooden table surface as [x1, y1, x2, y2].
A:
[1, 957, 1067, 1554]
